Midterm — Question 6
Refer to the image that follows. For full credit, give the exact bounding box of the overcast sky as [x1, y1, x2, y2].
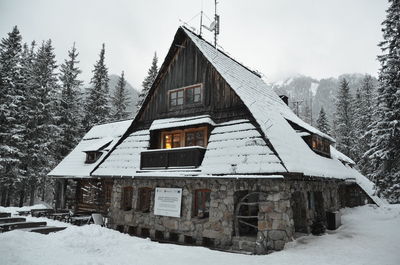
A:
[0, 0, 388, 90]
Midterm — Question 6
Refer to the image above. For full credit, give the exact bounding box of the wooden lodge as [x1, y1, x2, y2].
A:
[49, 27, 381, 254]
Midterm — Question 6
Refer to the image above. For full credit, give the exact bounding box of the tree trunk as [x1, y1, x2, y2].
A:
[29, 183, 35, 206]
[5, 187, 11, 207]
[18, 182, 26, 207]
[0, 186, 7, 206]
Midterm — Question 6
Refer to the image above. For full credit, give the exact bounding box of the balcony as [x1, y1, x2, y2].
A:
[140, 146, 206, 169]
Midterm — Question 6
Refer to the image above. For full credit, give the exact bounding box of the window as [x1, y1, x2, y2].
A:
[163, 132, 182, 149]
[186, 85, 202, 104]
[121, 186, 133, 211]
[193, 189, 211, 218]
[305, 135, 331, 158]
[161, 127, 207, 149]
[85, 151, 102, 164]
[308, 191, 315, 210]
[185, 130, 205, 147]
[137, 187, 152, 212]
[104, 182, 113, 203]
[169, 89, 184, 107]
[169, 84, 202, 109]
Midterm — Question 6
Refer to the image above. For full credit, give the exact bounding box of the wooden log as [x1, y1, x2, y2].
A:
[0, 217, 26, 224]
[236, 215, 259, 219]
[0, 221, 47, 232]
[0, 213, 11, 218]
[29, 226, 67, 234]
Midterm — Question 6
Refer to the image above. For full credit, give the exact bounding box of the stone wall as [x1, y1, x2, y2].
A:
[108, 177, 342, 254]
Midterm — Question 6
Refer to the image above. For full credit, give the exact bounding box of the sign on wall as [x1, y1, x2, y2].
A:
[154, 187, 182, 218]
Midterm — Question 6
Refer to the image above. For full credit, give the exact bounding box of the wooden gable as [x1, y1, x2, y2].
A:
[134, 28, 251, 130]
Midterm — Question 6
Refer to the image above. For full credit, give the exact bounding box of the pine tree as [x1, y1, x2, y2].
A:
[112, 71, 130, 120]
[15, 41, 36, 206]
[0, 26, 24, 206]
[137, 52, 158, 111]
[316, 107, 330, 134]
[58, 43, 84, 159]
[355, 75, 376, 174]
[334, 78, 355, 157]
[366, 0, 400, 203]
[24, 40, 60, 204]
[83, 44, 110, 130]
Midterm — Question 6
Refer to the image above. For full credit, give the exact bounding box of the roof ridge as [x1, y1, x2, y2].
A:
[181, 26, 262, 78]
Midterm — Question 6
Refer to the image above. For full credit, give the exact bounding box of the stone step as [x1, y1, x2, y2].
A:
[232, 236, 257, 253]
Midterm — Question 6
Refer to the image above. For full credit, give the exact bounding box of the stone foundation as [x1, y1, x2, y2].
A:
[108, 177, 343, 254]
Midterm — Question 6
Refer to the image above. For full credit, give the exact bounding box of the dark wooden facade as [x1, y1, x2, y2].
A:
[134, 32, 252, 130]
[74, 179, 113, 213]
[141, 147, 206, 169]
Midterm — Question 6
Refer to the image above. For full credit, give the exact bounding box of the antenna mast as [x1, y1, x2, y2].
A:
[214, 0, 219, 47]
[200, 0, 220, 47]
[199, 0, 204, 36]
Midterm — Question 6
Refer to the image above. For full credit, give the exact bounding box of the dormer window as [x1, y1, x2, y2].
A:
[85, 151, 103, 164]
[169, 84, 203, 109]
[303, 134, 331, 158]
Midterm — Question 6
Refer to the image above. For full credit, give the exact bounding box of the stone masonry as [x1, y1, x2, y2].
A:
[108, 177, 342, 254]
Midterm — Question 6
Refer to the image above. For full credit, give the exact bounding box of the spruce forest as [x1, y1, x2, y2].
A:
[0, 28, 158, 206]
[0, 0, 399, 206]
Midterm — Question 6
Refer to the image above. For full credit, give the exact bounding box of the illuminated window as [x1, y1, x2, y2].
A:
[193, 189, 211, 218]
[163, 133, 182, 149]
[161, 127, 207, 149]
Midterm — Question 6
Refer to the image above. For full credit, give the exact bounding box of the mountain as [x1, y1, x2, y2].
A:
[271, 73, 378, 129]
[108, 74, 140, 118]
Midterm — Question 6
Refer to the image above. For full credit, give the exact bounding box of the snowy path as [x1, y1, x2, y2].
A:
[1, 205, 399, 265]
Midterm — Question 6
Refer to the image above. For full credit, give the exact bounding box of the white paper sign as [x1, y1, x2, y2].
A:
[154, 187, 182, 218]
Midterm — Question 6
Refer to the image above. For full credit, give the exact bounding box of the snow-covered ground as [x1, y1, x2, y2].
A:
[1, 205, 399, 265]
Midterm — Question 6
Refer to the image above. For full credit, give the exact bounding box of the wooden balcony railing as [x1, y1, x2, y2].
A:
[140, 146, 206, 169]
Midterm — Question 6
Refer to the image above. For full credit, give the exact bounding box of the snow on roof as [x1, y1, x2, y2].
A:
[330, 146, 355, 165]
[94, 119, 286, 178]
[150, 115, 215, 131]
[201, 120, 286, 174]
[182, 28, 353, 179]
[48, 119, 132, 178]
[82, 137, 114, 152]
[93, 130, 150, 177]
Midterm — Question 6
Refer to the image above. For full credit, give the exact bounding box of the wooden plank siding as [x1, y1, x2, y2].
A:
[135, 36, 252, 130]
[75, 179, 113, 214]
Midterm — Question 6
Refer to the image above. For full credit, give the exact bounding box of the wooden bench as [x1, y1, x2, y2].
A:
[0, 217, 26, 224]
[31, 209, 54, 217]
[16, 210, 31, 216]
[20, 226, 67, 234]
[0, 221, 47, 232]
[48, 212, 71, 221]
[0, 212, 11, 218]
[70, 216, 91, 226]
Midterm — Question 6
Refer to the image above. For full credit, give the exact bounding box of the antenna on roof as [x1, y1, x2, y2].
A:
[201, 0, 220, 47]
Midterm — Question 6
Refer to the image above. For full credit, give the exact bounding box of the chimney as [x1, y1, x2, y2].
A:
[279, 95, 289, 105]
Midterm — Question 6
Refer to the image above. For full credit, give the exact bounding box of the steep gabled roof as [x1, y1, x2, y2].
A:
[48, 119, 132, 178]
[180, 27, 351, 178]
[93, 27, 361, 179]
